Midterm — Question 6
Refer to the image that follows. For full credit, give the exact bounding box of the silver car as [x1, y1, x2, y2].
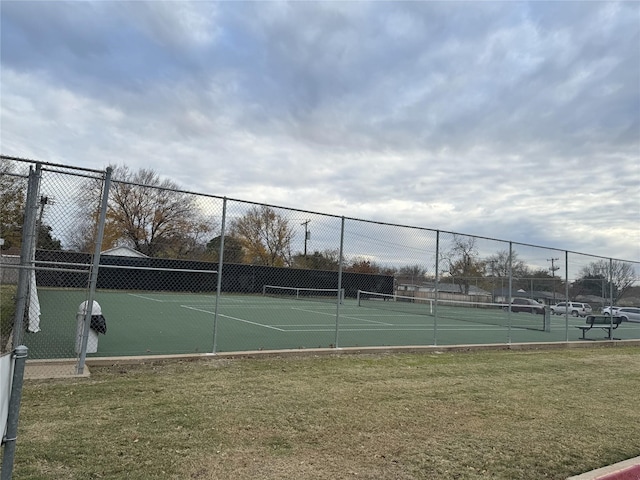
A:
[601, 306, 620, 316]
[550, 302, 593, 317]
[614, 307, 640, 323]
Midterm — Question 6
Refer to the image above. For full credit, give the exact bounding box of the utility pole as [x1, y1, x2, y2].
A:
[301, 220, 310, 258]
[547, 257, 559, 304]
[37, 195, 54, 247]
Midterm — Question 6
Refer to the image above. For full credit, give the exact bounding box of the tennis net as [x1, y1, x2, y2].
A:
[357, 290, 546, 331]
[263, 285, 345, 304]
[357, 290, 433, 315]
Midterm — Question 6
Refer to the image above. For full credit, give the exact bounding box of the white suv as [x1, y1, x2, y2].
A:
[550, 302, 593, 317]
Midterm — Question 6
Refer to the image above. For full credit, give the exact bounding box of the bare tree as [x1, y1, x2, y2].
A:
[292, 249, 341, 271]
[206, 235, 245, 264]
[0, 159, 26, 250]
[73, 165, 212, 258]
[398, 264, 428, 277]
[579, 260, 636, 303]
[346, 257, 386, 274]
[229, 206, 295, 266]
[485, 250, 529, 279]
[443, 235, 485, 294]
[67, 214, 98, 253]
[395, 264, 428, 285]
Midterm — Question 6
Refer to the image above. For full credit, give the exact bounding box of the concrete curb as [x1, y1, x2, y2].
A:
[21, 339, 639, 377]
[567, 456, 640, 480]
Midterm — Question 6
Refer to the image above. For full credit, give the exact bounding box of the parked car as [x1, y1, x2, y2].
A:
[601, 306, 620, 316]
[614, 307, 640, 323]
[503, 298, 546, 315]
[550, 302, 592, 317]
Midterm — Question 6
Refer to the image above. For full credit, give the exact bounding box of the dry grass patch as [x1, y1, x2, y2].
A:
[1, 284, 17, 352]
[5, 346, 640, 479]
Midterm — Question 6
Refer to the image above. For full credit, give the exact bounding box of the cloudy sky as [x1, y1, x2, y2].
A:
[1, 1, 639, 263]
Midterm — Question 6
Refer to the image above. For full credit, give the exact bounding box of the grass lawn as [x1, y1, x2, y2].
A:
[5, 346, 640, 479]
[1, 284, 17, 353]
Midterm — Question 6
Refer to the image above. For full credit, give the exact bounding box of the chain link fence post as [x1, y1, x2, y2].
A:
[212, 197, 227, 354]
[433, 230, 440, 346]
[11, 165, 40, 347]
[76, 167, 112, 375]
[334, 216, 345, 349]
[1, 345, 28, 480]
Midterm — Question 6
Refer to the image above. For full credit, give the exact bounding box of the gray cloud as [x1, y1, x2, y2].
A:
[1, 0, 638, 263]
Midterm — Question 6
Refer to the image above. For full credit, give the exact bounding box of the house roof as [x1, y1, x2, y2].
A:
[101, 246, 148, 258]
[402, 282, 491, 296]
[492, 288, 559, 300]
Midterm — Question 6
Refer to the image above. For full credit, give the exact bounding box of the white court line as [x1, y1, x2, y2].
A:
[128, 293, 218, 304]
[219, 304, 330, 309]
[290, 307, 393, 325]
[274, 326, 507, 333]
[273, 323, 508, 331]
[217, 297, 253, 303]
[180, 305, 214, 312]
[180, 305, 286, 331]
[273, 323, 391, 328]
[128, 293, 164, 302]
[217, 314, 286, 331]
[183, 303, 507, 329]
[182, 304, 392, 327]
[210, 304, 341, 310]
[341, 311, 431, 318]
[180, 304, 528, 333]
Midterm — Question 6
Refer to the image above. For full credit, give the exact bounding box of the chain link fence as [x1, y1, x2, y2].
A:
[2, 155, 639, 377]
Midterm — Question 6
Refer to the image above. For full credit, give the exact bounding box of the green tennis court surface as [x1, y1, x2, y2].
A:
[23, 288, 640, 359]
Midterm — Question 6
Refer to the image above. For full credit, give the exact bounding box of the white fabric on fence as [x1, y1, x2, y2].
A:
[27, 269, 41, 333]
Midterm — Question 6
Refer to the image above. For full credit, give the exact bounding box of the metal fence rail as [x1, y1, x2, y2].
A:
[1, 155, 639, 376]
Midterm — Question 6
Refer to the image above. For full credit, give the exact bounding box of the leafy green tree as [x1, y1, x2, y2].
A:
[37, 224, 62, 250]
[0, 161, 62, 252]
